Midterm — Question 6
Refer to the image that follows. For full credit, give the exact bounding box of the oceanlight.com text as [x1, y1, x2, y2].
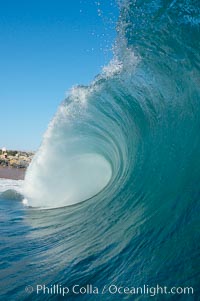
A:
[25, 283, 194, 297]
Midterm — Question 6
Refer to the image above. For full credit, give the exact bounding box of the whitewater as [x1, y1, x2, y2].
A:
[1, 0, 200, 300]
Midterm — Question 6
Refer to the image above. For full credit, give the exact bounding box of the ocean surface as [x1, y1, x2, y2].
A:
[1, 0, 200, 300]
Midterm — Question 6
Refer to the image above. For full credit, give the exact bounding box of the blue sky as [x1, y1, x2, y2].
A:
[0, 0, 118, 151]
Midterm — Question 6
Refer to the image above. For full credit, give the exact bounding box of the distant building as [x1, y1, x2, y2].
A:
[2, 147, 6, 154]
[1, 147, 8, 159]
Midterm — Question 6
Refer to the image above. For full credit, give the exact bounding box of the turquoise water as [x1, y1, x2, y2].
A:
[1, 0, 200, 300]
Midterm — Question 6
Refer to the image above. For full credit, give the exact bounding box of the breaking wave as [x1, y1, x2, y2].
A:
[1, 1, 200, 299]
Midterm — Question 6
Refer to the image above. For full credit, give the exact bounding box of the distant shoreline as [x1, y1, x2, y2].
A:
[0, 150, 34, 169]
[0, 166, 26, 180]
[0, 149, 34, 180]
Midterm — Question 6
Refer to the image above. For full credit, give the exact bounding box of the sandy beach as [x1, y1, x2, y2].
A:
[0, 166, 26, 180]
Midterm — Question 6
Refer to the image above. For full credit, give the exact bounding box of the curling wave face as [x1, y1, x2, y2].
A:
[23, 0, 200, 213]
[23, 61, 138, 208]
